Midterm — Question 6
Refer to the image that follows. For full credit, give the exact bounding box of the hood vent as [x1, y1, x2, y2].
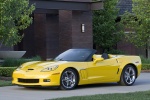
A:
[28, 69, 34, 70]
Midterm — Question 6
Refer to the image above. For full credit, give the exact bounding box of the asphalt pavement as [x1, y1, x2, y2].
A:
[0, 73, 150, 100]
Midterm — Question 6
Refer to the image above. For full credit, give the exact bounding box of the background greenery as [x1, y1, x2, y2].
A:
[93, 0, 124, 53]
[0, 67, 17, 77]
[1, 56, 41, 67]
[121, 0, 150, 48]
[0, 0, 35, 47]
[141, 56, 150, 70]
[0, 80, 12, 87]
[0, 56, 41, 77]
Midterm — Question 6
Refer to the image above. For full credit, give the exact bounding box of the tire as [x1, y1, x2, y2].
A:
[60, 68, 78, 90]
[119, 65, 136, 86]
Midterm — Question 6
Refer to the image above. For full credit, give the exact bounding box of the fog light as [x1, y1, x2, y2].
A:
[43, 79, 51, 82]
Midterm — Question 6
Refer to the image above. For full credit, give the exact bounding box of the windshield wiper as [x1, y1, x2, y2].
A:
[56, 58, 64, 61]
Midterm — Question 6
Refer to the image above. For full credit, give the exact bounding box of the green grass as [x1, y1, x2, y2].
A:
[51, 91, 150, 100]
[0, 80, 12, 87]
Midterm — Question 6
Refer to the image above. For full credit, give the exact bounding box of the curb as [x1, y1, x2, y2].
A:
[141, 70, 150, 73]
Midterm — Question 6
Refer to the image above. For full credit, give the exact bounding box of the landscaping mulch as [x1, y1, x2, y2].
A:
[0, 76, 12, 81]
[141, 70, 150, 73]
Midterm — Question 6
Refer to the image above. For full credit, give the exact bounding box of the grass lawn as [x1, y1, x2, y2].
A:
[51, 90, 150, 100]
[0, 80, 12, 87]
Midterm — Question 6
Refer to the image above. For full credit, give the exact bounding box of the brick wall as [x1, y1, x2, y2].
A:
[59, 10, 73, 53]
[72, 11, 93, 48]
[14, 0, 94, 59]
[34, 13, 47, 59]
[117, 38, 146, 56]
[46, 14, 59, 58]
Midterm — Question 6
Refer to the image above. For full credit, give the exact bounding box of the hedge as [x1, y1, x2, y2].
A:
[142, 64, 150, 70]
[2, 56, 41, 67]
[0, 67, 17, 77]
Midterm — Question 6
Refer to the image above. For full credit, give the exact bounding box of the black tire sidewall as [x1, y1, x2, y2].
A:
[60, 68, 78, 90]
[122, 65, 136, 86]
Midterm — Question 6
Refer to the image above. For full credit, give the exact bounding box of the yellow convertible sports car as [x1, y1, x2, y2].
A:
[12, 49, 142, 90]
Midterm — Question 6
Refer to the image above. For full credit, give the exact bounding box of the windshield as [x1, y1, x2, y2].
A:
[54, 49, 96, 62]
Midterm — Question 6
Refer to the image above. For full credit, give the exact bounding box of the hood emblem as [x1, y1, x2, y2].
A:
[28, 69, 34, 70]
[26, 69, 34, 72]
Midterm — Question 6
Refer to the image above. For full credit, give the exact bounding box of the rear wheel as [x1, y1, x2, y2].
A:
[119, 65, 136, 86]
[60, 68, 78, 90]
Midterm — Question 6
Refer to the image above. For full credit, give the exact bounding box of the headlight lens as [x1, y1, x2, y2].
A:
[16, 65, 23, 71]
[41, 65, 59, 72]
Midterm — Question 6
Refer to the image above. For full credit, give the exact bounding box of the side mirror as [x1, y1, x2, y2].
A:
[93, 58, 104, 64]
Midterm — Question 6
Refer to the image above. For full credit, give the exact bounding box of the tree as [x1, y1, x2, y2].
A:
[93, 0, 124, 53]
[0, 0, 35, 48]
[121, 0, 150, 57]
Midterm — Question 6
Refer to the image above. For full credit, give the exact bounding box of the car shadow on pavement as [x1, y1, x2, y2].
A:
[13, 83, 119, 91]
[77, 83, 119, 90]
[13, 79, 150, 91]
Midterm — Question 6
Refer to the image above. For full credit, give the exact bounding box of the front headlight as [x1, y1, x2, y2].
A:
[16, 65, 23, 71]
[41, 65, 59, 72]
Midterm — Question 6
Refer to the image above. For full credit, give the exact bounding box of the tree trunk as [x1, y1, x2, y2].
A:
[148, 47, 150, 58]
[146, 42, 150, 58]
[148, 41, 150, 58]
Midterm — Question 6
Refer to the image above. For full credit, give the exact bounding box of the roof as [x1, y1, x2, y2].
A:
[29, 0, 103, 11]
[117, 0, 132, 15]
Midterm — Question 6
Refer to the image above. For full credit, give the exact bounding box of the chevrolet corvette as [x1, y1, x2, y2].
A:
[12, 49, 142, 90]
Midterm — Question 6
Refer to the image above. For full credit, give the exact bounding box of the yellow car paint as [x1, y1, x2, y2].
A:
[12, 55, 141, 86]
[12, 54, 141, 88]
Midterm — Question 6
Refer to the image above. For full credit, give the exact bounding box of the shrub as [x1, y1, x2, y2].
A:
[0, 67, 17, 77]
[1, 56, 41, 67]
[142, 64, 150, 70]
[141, 56, 150, 64]
[0, 69, 2, 76]
[107, 49, 125, 54]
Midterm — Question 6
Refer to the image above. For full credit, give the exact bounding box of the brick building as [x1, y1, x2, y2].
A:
[13, 0, 103, 59]
[117, 0, 147, 57]
[0, 0, 148, 59]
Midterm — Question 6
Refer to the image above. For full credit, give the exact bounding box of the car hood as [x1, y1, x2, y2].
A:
[21, 61, 68, 70]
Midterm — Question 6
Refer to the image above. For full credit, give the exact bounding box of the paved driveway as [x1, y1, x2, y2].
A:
[0, 73, 150, 100]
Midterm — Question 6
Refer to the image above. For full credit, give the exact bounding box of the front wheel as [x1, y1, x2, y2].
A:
[60, 68, 78, 90]
[119, 65, 136, 86]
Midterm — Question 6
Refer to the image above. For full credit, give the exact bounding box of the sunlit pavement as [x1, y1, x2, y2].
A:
[0, 73, 150, 100]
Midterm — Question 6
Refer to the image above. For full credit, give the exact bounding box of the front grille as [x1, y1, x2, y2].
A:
[18, 78, 39, 83]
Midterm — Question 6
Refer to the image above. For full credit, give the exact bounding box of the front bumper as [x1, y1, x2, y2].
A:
[12, 71, 61, 87]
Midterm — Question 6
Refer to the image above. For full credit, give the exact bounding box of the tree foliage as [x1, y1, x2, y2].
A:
[121, 0, 150, 48]
[93, 0, 124, 52]
[0, 0, 35, 47]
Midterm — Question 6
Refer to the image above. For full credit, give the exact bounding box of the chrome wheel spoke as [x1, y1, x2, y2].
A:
[61, 70, 76, 89]
[129, 77, 133, 83]
[65, 72, 69, 77]
[125, 71, 129, 76]
[62, 79, 67, 82]
[66, 81, 69, 87]
[125, 67, 136, 84]
[130, 73, 135, 77]
[128, 67, 132, 73]
[125, 75, 129, 80]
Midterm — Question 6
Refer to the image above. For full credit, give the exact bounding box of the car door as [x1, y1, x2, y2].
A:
[86, 58, 119, 83]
